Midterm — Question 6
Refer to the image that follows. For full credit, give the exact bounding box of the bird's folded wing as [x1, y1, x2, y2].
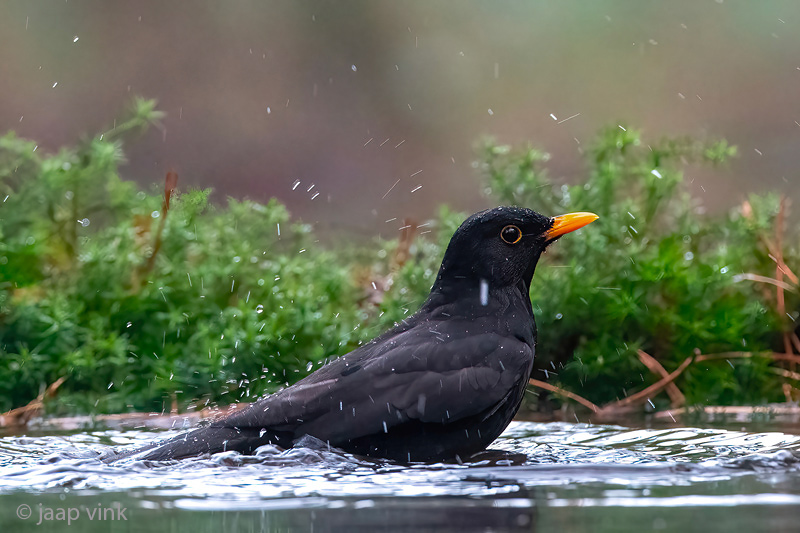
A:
[221, 332, 532, 443]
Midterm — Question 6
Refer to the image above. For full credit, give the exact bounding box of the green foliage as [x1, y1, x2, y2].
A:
[0, 101, 795, 415]
[479, 126, 792, 406]
[0, 99, 371, 413]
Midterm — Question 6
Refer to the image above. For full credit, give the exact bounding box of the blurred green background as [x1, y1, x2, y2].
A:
[1, 1, 798, 234]
[1, 2, 800, 415]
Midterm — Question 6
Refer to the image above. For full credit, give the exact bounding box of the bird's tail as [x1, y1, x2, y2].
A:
[103, 426, 274, 462]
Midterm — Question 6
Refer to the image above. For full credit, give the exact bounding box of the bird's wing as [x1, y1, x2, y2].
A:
[221, 329, 533, 444]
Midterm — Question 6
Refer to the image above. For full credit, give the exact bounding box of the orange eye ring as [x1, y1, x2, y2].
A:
[500, 225, 522, 244]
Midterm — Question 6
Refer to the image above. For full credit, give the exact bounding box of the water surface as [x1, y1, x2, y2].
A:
[2, 421, 799, 532]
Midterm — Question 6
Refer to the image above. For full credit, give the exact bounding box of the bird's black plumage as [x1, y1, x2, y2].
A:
[112, 206, 596, 463]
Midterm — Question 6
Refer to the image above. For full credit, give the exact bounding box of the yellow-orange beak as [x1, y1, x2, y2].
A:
[545, 212, 599, 240]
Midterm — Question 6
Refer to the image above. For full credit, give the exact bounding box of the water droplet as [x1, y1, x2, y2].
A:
[233, 256, 241, 263]
[78, 218, 90, 227]
[306, 362, 313, 372]
[555, 313, 563, 320]
[720, 266, 729, 274]
[256, 304, 264, 314]
[351, 64, 357, 71]
[73, 36, 79, 43]
[684, 251, 694, 261]
[151, 210, 160, 219]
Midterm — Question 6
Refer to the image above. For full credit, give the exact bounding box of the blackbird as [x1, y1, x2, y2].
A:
[113, 206, 597, 463]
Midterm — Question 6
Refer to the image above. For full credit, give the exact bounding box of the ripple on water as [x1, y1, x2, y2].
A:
[0, 422, 799, 502]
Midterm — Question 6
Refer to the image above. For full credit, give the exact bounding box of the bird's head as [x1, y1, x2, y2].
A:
[432, 206, 598, 295]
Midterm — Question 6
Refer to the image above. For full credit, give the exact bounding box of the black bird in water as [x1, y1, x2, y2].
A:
[114, 207, 597, 463]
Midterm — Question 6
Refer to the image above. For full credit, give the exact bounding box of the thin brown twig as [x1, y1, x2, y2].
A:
[637, 350, 685, 407]
[135, 171, 178, 289]
[531, 348, 800, 416]
[0, 377, 67, 427]
[791, 333, 800, 357]
[773, 197, 796, 372]
[771, 258, 800, 286]
[693, 351, 757, 362]
[772, 367, 800, 381]
[732, 273, 796, 292]
[694, 350, 800, 366]
[528, 379, 600, 412]
[760, 197, 798, 285]
[602, 357, 693, 410]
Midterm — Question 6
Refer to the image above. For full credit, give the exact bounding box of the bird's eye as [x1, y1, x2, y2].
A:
[500, 225, 522, 244]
